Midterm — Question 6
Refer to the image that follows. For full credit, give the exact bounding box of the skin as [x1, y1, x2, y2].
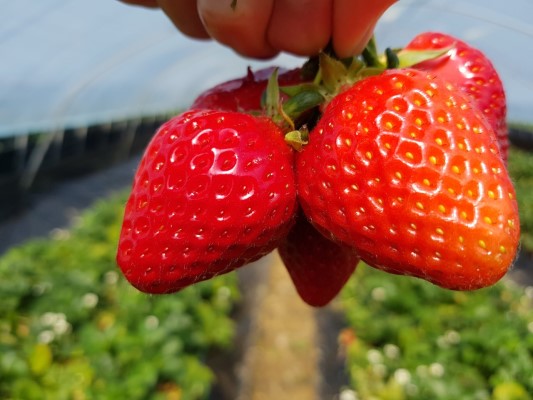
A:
[118, 0, 397, 58]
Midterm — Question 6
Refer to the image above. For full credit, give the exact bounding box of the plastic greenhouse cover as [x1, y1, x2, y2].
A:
[1, 0, 532, 139]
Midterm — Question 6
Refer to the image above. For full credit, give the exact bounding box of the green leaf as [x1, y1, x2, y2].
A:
[493, 382, 532, 400]
[395, 48, 450, 68]
[265, 67, 281, 119]
[319, 52, 349, 93]
[282, 90, 324, 120]
[29, 343, 52, 376]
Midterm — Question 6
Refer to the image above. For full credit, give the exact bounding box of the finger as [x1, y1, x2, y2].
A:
[333, 0, 397, 58]
[267, 0, 331, 56]
[157, 0, 210, 39]
[118, 0, 159, 7]
[197, 0, 277, 59]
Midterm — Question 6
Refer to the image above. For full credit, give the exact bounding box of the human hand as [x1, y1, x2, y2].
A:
[119, 0, 397, 59]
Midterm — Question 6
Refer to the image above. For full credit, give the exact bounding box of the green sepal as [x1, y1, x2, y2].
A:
[346, 58, 366, 79]
[280, 83, 321, 97]
[265, 67, 281, 119]
[385, 48, 400, 69]
[285, 126, 309, 152]
[395, 48, 451, 68]
[319, 53, 349, 94]
[282, 90, 325, 121]
[361, 36, 385, 68]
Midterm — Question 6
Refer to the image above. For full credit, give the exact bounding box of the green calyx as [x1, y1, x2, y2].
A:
[284, 126, 309, 152]
[262, 36, 450, 150]
[263, 68, 323, 150]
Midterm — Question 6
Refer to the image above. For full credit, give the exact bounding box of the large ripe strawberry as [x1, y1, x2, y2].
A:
[117, 109, 297, 294]
[296, 68, 520, 290]
[278, 214, 359, 307]
[191, 67, 305, 112]
[404, 32, 509, 162]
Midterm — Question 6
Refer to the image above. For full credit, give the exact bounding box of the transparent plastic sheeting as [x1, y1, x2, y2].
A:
[1, 0, 532, 138]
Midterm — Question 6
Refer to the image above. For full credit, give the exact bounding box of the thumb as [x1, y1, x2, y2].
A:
[333, 0, 397, 58]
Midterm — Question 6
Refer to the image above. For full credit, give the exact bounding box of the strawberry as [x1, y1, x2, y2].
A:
[191, 67, 306, 112]
[404, 32, 509, 162]
[296, 68, 520, 290]
[117, 109, 297, 294]
[278, 213, 359, 307]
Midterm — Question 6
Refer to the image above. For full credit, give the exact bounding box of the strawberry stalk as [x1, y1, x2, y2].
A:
[262, 37, 452, 150]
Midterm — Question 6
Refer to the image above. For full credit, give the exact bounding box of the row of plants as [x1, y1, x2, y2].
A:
[1, 142, 532, 399]
[0, 191, 239, 400]
[339, 146, 533, 400]
[339, 263, 533, 400]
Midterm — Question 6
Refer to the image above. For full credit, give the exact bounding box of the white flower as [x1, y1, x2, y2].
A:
[40, 312, 71, 338]
[444, 330, 461, 344]
[217, 286, 231, 300]
[145, 315, 159, 330]
[371, 287, 387, 301]
[40, 312, 60, 326]
[394, 368, 411, 385]
[38, 330, 55, 344]
[366, 349, 383, 364]
[53, 318, 71, 336]
[82, 293, 99, 309]
[372, 363, 387, 378]
[429, 363, 445, 377]
[438, 330, 461, 347]
[384, 343, 400, 359]
[104, 271, 119, 285]
[339, 389, 359, 400]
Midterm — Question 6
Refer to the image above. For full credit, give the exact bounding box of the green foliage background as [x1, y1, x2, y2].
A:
[340, 263, 533, 400]
[0, 192, 239, 400]
[339, 146, 533, 400]
[0, 144, 532, 400]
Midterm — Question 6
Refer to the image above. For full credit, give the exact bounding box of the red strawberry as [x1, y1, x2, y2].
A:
[278, 214, 359, 307]
[117, 109, 297, 294]
[405, 32, 509, 162]
[296, 69, 520, 290]
[191, 67, 305, 112]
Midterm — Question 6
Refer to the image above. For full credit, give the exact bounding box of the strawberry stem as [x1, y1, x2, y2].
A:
[265, 68, 281, 119]
[385, 48, 400, 69]
[282, 90, 325, 121]
[361, 36, 384, 68]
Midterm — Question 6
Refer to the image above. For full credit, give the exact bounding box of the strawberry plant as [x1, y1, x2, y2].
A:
[0, 192, 239, 400]
[507, 146, 533, 251]
[339, 260, 533, 400]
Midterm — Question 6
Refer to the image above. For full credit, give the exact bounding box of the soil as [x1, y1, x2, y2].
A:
[210, 247, 533, 400]
[237, 252, 319, 400]
[209, 252, 350, 400]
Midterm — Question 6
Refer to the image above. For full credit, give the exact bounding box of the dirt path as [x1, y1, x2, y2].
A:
[238, 252, 319, 400]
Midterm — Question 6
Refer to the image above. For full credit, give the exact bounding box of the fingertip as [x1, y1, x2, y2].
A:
[119, 0, 159, 8]
[267, 0, 332, 57]
[334, 23, 376, 59]
[198, 0, 277, 58]
[333, 0, 397, 57]
[157, 0, 210, 39]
